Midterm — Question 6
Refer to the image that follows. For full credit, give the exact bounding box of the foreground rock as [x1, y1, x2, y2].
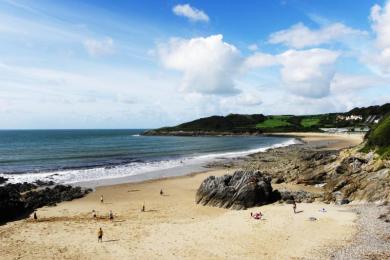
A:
[0, 183, 91, 224]
[196, 170, 279, 210]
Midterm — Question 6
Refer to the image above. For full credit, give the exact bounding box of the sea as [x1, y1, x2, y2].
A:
[0, 129, 299, 187]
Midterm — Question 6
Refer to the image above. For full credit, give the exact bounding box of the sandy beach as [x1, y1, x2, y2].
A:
[0, 133, 365, 259]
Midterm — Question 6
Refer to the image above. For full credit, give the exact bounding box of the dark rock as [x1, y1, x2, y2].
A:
[272, 177, 284, 184]
[0, 184, 25, 223]
[0, 183, 92, 224]
[296, 171, 327, 185]
[278, 190, 318, 203]
[10, 182, 37, 193]
[0, 176, 8, 185]
[34, 180, 55, 187]
[336, 198, 350, 205]
[196, 170, 278, 210]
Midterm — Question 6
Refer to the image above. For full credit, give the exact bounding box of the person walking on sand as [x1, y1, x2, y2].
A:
[109, 210, 113, 220]
[141, 202, 145, 212]
[100, 195, 104, 204]
[98, 228, 103, 242]
[33, 212, 37, 220]
[160, 189, 163, 196]
[292, 199, 297, 214]
[92, 210, 96, 219]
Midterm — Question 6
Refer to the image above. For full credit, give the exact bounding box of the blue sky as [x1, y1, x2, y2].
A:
[0, 0, 389, 129]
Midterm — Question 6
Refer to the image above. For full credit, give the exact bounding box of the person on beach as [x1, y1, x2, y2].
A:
[98, 228, 103, 242]
[292, 199, 297, 214]
[250, 212, 262, 220]
[160, 189, 163, 196]
[109, 210, 113, 220]
[100, 195, 104, 204]
[141, 203, 145, 212]
[33, 212, 37, 220]
[92, 210, 96, 219]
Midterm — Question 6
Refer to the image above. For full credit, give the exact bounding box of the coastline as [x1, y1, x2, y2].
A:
[1, 135, 297, 187]
[0, 132, 370, 259]
[48, 132, 364, 188]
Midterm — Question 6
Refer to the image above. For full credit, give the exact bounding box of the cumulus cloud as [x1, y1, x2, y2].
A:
[277, 49, 340, 98]
[330, 73, 387, 93]
[83, 37, 115, 57]
[243, 48, 340, 98]
[369, 1, 390, 74]
[244, 52, 277, 69]
[172, 4, 209, 22]
[156, 33, 341, 99]
[157, 34, 242, 95]
[268, 22, 366, 48]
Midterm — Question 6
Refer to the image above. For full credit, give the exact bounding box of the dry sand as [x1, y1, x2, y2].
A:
[271, 132, 364, 150]
[0, 133, 362, 259]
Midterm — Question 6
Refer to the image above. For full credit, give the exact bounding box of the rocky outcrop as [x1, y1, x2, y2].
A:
[322, 150, 390, 203]
[0, 183, 91, 224]
[196, 170, 279, 210]
[238, 144, 390, 204]
[278, 190, 320, 204]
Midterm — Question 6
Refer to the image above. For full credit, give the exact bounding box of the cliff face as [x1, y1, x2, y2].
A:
[322, 149, 390, 203]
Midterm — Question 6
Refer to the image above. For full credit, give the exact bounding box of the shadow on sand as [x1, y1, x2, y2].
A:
[104, 239, 120, 243]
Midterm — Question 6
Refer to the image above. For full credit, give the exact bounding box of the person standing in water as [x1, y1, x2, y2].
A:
[98, 228, 103, 242]
[100, 195, 104, 204]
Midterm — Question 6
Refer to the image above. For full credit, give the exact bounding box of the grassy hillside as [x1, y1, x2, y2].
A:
[144, 103, 390, 135]
[154, 114, 266, 133]
[361, 114, 390, 157]
[256, 115, 292, 129]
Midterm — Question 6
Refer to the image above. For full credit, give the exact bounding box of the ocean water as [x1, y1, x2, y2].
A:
[0, 129, 298, 185]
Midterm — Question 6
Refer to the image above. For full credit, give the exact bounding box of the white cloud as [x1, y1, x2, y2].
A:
[157, 34, 242, 95]
[228, 92, 263, 106]
[369, 1, 390, 74]
[277, 49, 340, 98]
[268, 22, 366, 48]
[83, 37, 115, 57]
[248, 44, 258, 51]
[172, 4, 209, 22]
[244, 52, 277, 69]
[330, 73, 387, 93]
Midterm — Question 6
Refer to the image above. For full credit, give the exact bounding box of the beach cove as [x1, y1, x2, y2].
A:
[0, 133, 375, 259]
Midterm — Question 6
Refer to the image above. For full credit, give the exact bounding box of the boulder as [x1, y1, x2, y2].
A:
[196, 170, 279, 210]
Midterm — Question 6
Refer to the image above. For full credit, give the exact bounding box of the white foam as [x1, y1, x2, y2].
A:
[1, 138, 300, 185]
